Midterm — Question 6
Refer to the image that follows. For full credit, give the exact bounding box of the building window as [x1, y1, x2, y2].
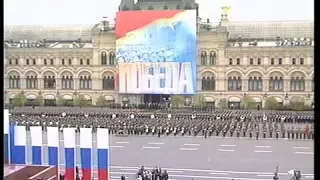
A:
[86, 59, 90, 65]
[61, 76, 73, 89]
[229, 58, 233, 65]
[201, 76, 216, 91]
[278, 58, 282, 65]
[80, 59, 83, 65]
[248, 77, 263, 91]
[102, 76, 115, 90]
[101, 52, 107, 65]
[236, 58, 240, 65]
[26, 59, 30, 65]
[8, 76, 20, 89]
[9, 59, 12, 65]
[50, 59, 54, 65]
[44, 59, 47, 65]
[62, 59, 65, 65]
[44, 76, 56, 89]
[26, 76, 38, 89]
[200, 51, 207, 65]
[32, 59, 36, 65]
[109, 52, 116, 65]
[148, 6, 154, 10]
[15, 59, 19, 65]
[228, 77, 242, 91]
[79, 76, 92, 89]
[249, 58, 254, 65]
[68, 59, 72, 65]
[300, 58, 304, 65]
[163, 5, 168, 10]
[271, 58, 275, 65]
[290, 77, 305, 91]
[292, 58, 296, 65]
[257, 58, 261, 65]
[209, 51, 216, 65]
[269, 77, 284, 91]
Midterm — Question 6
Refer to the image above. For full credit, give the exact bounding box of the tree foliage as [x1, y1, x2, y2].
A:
[289, 97, 306, 111]
[194, 94, 206, 106]
[218, 98, 228, 109]
[171, 95, 185, 107]
[74, 95, 89, 107]
[240, 96, 256, 110]
[56, 95, 66, 106]
[264, 97, 280, 110]
[35, 95, 44, 106]
[12, 92, 26, 107]
[96, 95, 108, 107]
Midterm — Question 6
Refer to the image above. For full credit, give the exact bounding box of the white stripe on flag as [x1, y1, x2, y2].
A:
[64, 128, 76, 148]
[4, 109, 9, 134]
[14, 126, 26, 146]
[97, 128, 109, 149]
[80, 128, 92, 148]
[47, 127, 59, 147]
[30, 126, 42, 146]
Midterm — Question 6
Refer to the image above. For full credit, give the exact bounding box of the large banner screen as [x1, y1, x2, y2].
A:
[116, 10, 197, 94]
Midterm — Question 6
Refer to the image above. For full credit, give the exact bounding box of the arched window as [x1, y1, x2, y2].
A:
[79, 76, 92, 89]
[61, 75, 73, 89]
[228, 76, 242, 91]
[163, 5, 168, 10]
[201, 76, 215, 91]
[101, 52, 107, 65]
[122, 5, 129, 11]
[109, 52, 116, 65]
[26, 76, 38, 89]
[200, 51, 207, 65]
[176, 5, 180, 9]
[148, 6, 154, 10]
[44, 75, 56, 89]
[248, 77, 263, 91]
[269, 77, 284, 91]
[209, 51, 216, 65]
[290, 76, 305, 91]
[8, 75, 21, 89]
[102, 76, 115, 90]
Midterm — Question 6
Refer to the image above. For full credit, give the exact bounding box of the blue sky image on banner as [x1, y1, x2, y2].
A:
[116, 10, 197, 94]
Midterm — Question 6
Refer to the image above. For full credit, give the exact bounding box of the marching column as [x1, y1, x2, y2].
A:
[80, 128, 93, 180]
[64, 128, 76, 180]
[10, 125, 27, 165]
[30, 126, 43, 165]
[97, 128, 110, 180]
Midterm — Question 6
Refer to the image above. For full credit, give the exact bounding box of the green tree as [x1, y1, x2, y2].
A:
[264, 97, 280, 110]
[56, 95, 66, 106]
[96, 95, 108, 107]
[217, 98, 228, 109]
[74, 95, 89, 107]
[240, 96, 256, 110]
[35, 95, 44, 106]
[289, 97, 305, 111]
[194, 94, 206, 106]
[171, 95, 185, 107]
[12, 92, 27, 107]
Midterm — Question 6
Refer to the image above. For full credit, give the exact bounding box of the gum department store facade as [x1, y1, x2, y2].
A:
[4, 0, 314, 108]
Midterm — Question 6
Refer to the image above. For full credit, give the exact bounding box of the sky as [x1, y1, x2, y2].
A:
[4, 0, 314, 25]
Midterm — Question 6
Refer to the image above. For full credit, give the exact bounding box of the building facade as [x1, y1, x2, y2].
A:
[4, 0, 314, 107]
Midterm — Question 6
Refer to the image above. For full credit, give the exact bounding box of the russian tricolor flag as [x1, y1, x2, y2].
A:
[97, 128, 109, 180]
[4, 109, 9, 163]
[64, 128, 76, 180]
[30, 126, 42, 165]
[47, 127, 59, 170]
[80, 128, 92, 180]
[10, 125, 27, 164]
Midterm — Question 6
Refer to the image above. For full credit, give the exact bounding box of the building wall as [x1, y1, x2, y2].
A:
[4, 30, 314, 106]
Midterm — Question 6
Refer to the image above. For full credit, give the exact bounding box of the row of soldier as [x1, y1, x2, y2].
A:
[9, 108, 314, 140]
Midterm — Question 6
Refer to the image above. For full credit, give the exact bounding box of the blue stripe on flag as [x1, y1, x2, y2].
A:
[48, 147, 58, 166]
[32, 146, 42, 165]
[65, 148, 75, 169]
[81, 148, 91, 169]
[97, 149, 109, 169]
